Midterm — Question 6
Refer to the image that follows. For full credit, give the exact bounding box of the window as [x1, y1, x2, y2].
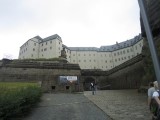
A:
[84, 60, 86, 62]
[44, 48, 47, 51]
[127, 49, 129, 53]
[33, 48, 35, 51]
[79, 60, 81, 62]
[105, 60, 107, 63]
[114, 53, 116, 56]
[41, 49, 43, 52]
[50, 47, 52, 50]
[128, 56, 130, 59]
[46, 42, 47, 45]
[123, 50, 125, 54]
[50, 41, 52, 44]
[34, 43, 36, 46]
[42, 44, 43, 46]
[115, 59, 117, 62]
[135, 46, 137, 50]
[139, 43, 142, 47]
[89, 60, 91, 62]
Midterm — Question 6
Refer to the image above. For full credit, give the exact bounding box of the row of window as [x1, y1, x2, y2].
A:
[113, 48, 133, 56]
[72, 59, 112, 63]
[71, 54, 139, 66]
[40, 41, 61, 46]
[41, 47, 52, 52]
[81, 65, 112, 69]
[72, 53, 113, 57]
[114, 56, 133, 62]
[41, 41, 52, 46]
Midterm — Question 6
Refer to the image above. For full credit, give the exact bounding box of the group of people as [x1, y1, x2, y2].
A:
[148, 81, 160, 120]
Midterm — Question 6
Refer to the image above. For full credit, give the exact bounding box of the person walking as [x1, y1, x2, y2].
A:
[148, 82, 156, 107]
[151, 81, 160, 120]
[90, 82, 95, 95]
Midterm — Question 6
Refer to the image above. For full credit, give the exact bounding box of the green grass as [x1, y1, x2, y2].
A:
[0, 82, 42, 119]
[0, 82, 39, 94]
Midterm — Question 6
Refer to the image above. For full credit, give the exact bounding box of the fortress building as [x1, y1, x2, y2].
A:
[19, 34, 143, 71]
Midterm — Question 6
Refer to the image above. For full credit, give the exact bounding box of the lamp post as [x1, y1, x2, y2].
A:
[138, 0, 160, 86]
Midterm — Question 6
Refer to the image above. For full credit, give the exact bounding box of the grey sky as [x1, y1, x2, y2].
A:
[0, 0, 141, 59]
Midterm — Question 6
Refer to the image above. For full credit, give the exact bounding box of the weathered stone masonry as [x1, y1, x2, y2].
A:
[0, 60, 82, 92]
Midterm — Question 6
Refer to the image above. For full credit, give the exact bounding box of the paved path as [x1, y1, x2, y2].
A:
[23, 93, 111, 120]
[84, 90, 151, 120]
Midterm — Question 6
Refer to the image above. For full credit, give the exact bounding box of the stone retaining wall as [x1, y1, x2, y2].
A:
[0, 60, 82, 92]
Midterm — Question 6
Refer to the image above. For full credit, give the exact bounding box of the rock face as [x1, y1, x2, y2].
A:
[140, 0, 160, 37]
[140, 0, 160, 84]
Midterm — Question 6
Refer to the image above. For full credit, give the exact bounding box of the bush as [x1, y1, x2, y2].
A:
[0, 84, 42, 119]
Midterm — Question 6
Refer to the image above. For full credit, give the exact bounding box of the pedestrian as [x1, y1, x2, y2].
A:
[90, 82, 95, 95]
[151, 81, 160, 120]
[94, 82, 97, 94]
[148, 82, 156, 107]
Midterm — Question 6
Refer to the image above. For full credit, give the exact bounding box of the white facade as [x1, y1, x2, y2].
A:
[19, 34, 62, 59]
[19, 34, 143, 71]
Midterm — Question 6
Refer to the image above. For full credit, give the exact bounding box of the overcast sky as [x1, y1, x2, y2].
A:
[0, 0, 141, 59]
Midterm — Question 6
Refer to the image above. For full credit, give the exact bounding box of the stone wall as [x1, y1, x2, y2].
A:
[106, 61, 144, 89]
[0, 60, 82, 92]
[81, 55, 144, 90]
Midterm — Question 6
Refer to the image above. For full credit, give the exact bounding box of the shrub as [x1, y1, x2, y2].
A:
[0, 83, 42, 119]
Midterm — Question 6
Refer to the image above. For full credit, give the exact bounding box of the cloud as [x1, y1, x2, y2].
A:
[0, 0, 141, 59]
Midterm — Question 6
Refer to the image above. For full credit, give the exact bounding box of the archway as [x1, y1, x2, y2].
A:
[83, 77, 95, 91]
